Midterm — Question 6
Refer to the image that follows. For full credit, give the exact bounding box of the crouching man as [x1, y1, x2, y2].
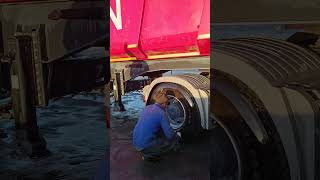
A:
[133, 90, 181, 161]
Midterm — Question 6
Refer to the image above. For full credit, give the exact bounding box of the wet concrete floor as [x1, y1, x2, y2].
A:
[0, 93, 107, 180]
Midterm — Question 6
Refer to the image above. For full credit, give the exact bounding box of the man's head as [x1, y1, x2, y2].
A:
[154, 90, 169, 109]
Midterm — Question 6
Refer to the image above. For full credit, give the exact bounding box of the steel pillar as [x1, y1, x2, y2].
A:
[8, 28, 49, 157]
[113, 71, 125, 111]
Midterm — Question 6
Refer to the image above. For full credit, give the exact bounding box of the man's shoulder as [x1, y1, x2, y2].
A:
[146, 104, 161, 110]
[144, 104, 165, 114]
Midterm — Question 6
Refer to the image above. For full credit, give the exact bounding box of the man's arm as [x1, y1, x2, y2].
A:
[160, 111, 177, 140]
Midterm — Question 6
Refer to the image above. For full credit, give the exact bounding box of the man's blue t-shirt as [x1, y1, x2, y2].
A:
[133, 103, 176, 149]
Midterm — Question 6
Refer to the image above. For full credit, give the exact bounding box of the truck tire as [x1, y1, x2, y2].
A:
[210, 121, 239, 179]
[210, 113, 261, 180]
[210, 73, 290, 180]
[210, 109, 290, 180]
[148, 83, 201, 138]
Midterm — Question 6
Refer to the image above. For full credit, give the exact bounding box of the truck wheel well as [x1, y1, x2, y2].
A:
[212, 70, 290, 177]
[212, 70, 277, 142]
[144, 74, 210, 129]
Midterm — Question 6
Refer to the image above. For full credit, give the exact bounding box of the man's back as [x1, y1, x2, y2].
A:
[133, 103, 174, 149]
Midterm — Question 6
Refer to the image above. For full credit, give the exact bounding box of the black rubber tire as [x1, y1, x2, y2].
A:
[210, 114, 257, 180]
[148, 83, 202, 138]
[210, 123, 238, 179]
[210, 113, 291, 180]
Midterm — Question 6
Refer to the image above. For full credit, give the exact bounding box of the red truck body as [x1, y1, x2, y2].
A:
[110, 0, 210, 62]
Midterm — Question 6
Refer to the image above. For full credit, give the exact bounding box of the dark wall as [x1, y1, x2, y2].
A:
[49, 58, 107, 97]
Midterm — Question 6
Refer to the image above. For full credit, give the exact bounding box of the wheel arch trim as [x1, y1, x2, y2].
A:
[213, 78, 269, 144]
[143, 76, 210, 129]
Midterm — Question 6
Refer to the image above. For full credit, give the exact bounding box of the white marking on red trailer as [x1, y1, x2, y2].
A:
[110, 0, 122, 30]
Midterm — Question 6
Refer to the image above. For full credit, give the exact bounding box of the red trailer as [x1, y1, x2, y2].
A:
[110, 0, 211, 136]
[110, 0, 210, 62]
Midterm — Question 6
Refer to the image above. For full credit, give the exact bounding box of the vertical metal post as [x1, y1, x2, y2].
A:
[9, 31, 48, 157]
[113, 70, 125, 111]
